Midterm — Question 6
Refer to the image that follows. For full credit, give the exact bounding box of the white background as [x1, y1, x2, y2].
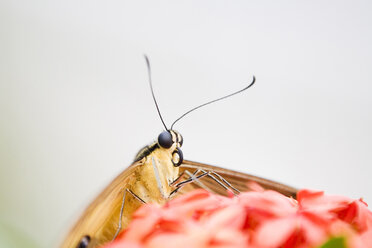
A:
[1, 1, 371, 247]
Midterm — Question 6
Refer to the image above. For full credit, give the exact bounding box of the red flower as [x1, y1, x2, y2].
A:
[104, 187, 372, 248]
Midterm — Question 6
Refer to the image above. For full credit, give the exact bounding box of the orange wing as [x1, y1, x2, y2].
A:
[179, 160, 297, 198]
[60, 161, 142, 248]
[61, 159, 297, 248]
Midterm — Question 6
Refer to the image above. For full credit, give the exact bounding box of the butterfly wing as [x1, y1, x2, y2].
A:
[179, 160, 297, 198]
[61, 159, 297, 248]
[60, 160, 144, 248]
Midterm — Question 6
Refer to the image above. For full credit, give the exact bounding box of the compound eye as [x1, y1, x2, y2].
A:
[158, 131, 173, 149]
[179, 134, 183, 147]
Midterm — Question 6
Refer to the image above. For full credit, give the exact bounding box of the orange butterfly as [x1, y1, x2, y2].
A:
[61, 56, 297, 248]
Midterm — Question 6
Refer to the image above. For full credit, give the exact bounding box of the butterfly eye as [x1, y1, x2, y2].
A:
[158, 131, 173, 149]
[77, 235, 90, 248]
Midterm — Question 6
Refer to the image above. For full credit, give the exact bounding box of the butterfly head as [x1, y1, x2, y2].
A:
[157, 130, 183, 167]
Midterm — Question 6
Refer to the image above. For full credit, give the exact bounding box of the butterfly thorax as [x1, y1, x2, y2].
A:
[130, 130, 183, 203]
[130, 144, 180, 204]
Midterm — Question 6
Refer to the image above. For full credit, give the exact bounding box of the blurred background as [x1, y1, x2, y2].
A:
[1, 1, 372, 247]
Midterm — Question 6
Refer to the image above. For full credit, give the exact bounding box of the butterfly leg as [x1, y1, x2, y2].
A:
[169, 169, 199, 186]
[182, 169, 231, 195]
[168, 169, 206, 197]
[169, 169, 228, 197]
[201, 169, 240, 194]
[169, 169, 239, 197]
[112, 188, 146, 241]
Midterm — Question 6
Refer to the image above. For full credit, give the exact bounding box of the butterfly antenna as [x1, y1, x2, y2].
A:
[170, 76, 256, 130]
[144, 55, 169, 130]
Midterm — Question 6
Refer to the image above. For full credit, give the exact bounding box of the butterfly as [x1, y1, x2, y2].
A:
[60, 56, 297, 248]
